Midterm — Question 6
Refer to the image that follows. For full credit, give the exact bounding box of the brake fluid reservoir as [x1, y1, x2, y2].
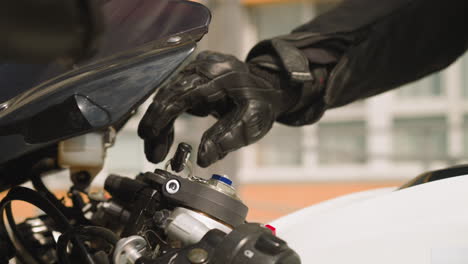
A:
[58, 132, 106, 179]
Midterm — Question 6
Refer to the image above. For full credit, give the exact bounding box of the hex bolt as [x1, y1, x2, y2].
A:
[187, 248, 208, 264]
[166, 179, 180, 194]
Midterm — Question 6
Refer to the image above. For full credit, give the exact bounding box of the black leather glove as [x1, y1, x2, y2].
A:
[138, 49, 327, 167]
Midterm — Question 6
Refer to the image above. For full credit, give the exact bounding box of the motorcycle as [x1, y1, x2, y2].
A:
[0, 1, 299, 263]
[1, 1, 467, 264]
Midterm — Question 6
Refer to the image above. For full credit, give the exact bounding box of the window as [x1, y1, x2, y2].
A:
[317, 121, 367, 164]
[257, 124, 302, 166]
[397, 73, 443, 97]
[393, 117, 447, 162]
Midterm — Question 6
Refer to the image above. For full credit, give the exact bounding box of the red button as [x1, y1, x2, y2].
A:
[265, 224, 276, 235]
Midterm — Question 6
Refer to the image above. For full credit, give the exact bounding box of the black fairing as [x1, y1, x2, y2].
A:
[399, 164, 468, 189]
[0, 0, 211, 164]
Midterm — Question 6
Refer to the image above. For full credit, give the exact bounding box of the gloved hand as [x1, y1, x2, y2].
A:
[138, 50, 327, 167]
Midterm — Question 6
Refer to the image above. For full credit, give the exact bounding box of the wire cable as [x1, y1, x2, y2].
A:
[57, 226, 118, 264]
[5, 203, 47, 264]
[0, 187, 95, 264]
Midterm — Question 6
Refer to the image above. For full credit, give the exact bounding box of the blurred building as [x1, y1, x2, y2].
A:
[100, 0, 468, 186]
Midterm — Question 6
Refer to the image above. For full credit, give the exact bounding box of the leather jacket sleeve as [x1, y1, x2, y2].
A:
[248, 0, 468, 123]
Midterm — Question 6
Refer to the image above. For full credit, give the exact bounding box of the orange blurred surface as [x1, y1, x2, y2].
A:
[0, 190, 69, 221]
[239, 182, 401, 223]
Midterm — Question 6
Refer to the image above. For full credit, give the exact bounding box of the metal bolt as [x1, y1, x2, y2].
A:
[244, 250, 254, 258]
[167, 35, 182, 44]
[153, 209, 170, 227]
[114, 236, 147, 264]
[0, 103, 8, 111]
[207, 174, 237, 198]
[166, 179, 180, 194]
[187, 248, 208, 264]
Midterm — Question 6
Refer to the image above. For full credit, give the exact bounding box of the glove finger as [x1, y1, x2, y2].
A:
[143, 121, 175, 164]
[197, 100, 275, 167]
[139, 98, 185, 138]
[138, 73, 207, 139]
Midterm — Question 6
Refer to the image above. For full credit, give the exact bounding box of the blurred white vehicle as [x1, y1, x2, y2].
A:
[273, 167, 468, 264]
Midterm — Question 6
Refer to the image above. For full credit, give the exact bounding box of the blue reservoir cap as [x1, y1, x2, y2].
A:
[211, 174, 233, 186]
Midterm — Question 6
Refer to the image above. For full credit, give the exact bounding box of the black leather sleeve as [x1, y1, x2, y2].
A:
[250, 0, 468, 113]
[301, 0, 468, 108]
